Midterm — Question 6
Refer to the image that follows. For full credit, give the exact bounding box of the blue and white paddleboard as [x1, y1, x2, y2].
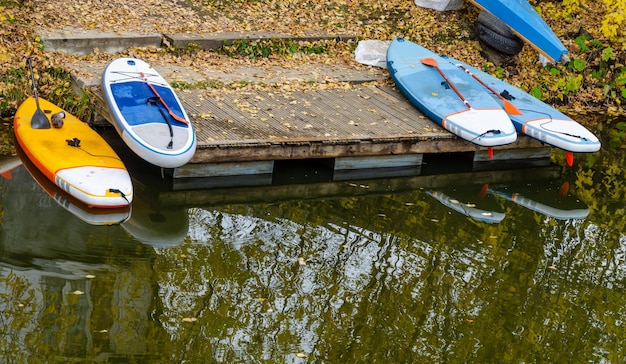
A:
[102, 58, 196, 168]
[440, 57, 601, 153]
[387, 38, 517, 147]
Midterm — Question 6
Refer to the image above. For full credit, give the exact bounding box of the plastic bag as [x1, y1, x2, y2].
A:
[414, 0, 464, 11]
[354, 40, 391, 68]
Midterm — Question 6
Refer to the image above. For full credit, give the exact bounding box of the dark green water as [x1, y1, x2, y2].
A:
[1, 132, 625, 363]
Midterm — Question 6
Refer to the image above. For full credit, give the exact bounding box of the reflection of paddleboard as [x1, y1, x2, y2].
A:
[14, 97, 133, 208]
[0, 160, 144, 273]
[491, 185, 589, 220]
[427, 190, 505, 224]
[102, 58, 196, 168]
[122, 192, 188, 248]
[0, 156, 21, 179]
[16, 143, 131, 226]
[387, 38, 517, 147]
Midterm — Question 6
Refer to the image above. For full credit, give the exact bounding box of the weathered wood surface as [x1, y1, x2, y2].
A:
[65, 47, 548, 178]
[91, 83, 545, 165]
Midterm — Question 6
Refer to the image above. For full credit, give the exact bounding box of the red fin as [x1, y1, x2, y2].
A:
[1, 171, 12, 179]
[488, 147, 493, 159]
[559, 181, 570, 197]
[566, 151, 574, 166]
[479, 183, 489, 199]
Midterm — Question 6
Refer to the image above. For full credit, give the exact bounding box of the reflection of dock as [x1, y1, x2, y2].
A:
[151, 165, 562, 208]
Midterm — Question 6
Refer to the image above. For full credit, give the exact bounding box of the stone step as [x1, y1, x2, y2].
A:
[37, 29, 357, 55]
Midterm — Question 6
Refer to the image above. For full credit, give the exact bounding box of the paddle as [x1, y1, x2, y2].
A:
[420, 57, 472, 109]
[26, 58, 51, 129]
[456, 64, 522, 115]
[421, 57, 494, 159]
[139, 72, 189, 125]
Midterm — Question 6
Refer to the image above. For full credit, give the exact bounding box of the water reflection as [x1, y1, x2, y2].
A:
[2, 142, 625, 362]
[120, 189, 188, 248]
[426, 185, 506, 224]
[15, 146, 131, 225]
[0, 161, 163, 361]
[490, 180, 590, 220]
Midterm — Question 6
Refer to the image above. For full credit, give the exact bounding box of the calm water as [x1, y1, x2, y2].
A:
[1, 130, 625, 363]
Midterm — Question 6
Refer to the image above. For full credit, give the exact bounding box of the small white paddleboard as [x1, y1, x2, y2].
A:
[102, 58, 196, 168]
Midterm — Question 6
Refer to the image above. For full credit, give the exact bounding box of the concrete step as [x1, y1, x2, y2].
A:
[37, 29, 358, 55]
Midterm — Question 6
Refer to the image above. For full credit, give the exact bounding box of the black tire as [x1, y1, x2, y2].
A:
[477, 10, 519, 40]
[476, 23, 524, 55]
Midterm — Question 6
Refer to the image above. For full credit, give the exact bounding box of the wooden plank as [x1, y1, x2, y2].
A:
[474, 146, 552, 162]
[332, 153, 424, 181]
[188, 135, 543, 163]
[174, 160, 274, 178]
[334, 154, 423, 170]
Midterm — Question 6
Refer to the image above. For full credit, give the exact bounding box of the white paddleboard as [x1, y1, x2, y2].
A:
[102, 58, 196, 168]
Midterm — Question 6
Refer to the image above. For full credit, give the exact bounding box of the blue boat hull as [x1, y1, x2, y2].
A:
[470, 0, 569, 63]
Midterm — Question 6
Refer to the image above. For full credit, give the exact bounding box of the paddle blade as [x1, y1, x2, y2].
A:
[565, 151, 574, 166]
[420, 57, 438, 67]
[31, 107, 50, 129]
[502, 100, 523, 115]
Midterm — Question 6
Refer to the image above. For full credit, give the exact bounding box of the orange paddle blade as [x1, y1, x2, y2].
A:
[502, 100, 523, 115]
[420, 57, 438, 67]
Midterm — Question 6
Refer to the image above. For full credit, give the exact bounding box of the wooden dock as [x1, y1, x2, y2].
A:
[63, 46, 550, 191]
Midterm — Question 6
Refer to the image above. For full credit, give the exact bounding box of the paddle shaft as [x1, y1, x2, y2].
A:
[26, 58, 51, 129]
[139, 72, 188, 124]
[420, 58, 471, 109]
[456, 64, 522, 115]
[27, 59, 40, 107]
